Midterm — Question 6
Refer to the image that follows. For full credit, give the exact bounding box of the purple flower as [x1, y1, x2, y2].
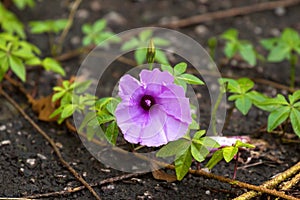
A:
[115, 68, 192, 147]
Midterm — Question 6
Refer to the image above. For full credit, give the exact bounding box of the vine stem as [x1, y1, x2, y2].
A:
[290, 53, 297, 90]
[0, 88, 102, 200]
[211, 83, 226, 135]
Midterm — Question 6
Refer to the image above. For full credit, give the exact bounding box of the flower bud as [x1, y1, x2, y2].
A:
[146, 39, 155, 64]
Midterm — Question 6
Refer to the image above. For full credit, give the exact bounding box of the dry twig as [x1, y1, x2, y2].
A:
[25, 172, 146, 199]
[161, 0, 300, 28]
[233, 161, 300, 200]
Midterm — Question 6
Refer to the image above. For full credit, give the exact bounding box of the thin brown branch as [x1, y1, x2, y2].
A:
[56, 0, 83, 54]
[233, 161, 300, 200]
[25, 172, 146, 199]
[161, 0, 300, 29]
[0, 89, 101, 200]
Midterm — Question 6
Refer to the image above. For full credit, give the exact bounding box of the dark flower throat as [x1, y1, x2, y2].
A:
[140, 95, 156, 111]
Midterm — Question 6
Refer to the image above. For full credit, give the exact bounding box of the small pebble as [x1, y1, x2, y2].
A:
[71, 36, 81, 46]
[37, 153, 47, 160]
[26, 158, 36, 167]
[254, 26, 262, 35]
[82, 172, 87, 177]
[0, 125, 6, 131]
[274, 7, 286, 16]
[270, 28, 281, 37]
[100, 168, 111, 173]
[205, 190, 211, 195]
[104, 11, 127, 26]
[194, 25, 209, 36]
[90, 0, 101, 11]
[55, 142, 63, 149]
[0, 140, 11, 146]
[20, 168, 25, 173]
[76, 9, 89, 19]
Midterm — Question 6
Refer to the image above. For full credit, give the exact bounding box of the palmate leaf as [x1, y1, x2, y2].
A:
[290, 108, 300, 137]
[267, 106, 290, 132]
[174, 62, 187, 75]
[177, 74, 204, 85]
[9, 55, 26, 82]
[156, 139, 190, 158]
[174, 146, 192, 181]
[105, 121, 119, 145]
[235, 95, 252, 115]
[239, 44, 256, 66]
[267, 44, 290, 62]
[222, 146, 238, 163]
[205, 149, 223, 169]
[42, 57, 65, 76]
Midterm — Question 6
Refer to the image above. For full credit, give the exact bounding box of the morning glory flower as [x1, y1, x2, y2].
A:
[115, 68, 192, 147]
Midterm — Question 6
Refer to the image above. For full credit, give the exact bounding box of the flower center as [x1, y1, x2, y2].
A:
[140, 95, 156, 111]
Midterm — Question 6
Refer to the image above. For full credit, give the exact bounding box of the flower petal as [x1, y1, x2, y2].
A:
[156, 85, 192, 124]
[140, 114, 189, 147]
[140, 68, 174, 85]
[118, 74, 142, 99]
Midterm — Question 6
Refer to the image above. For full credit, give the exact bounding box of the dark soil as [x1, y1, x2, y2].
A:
[0, 0, 300, 199]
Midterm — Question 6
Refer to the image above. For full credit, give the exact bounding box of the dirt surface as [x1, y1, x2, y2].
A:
[0, 0, 300, 199]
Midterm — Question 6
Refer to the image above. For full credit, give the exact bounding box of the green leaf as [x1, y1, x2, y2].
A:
[177, 74, 204, 85]
[174, 62, 187, 75]
[152, 37, 170, 46]
[261, 94, 289, 106]
[267, 106, 290, 132]
[49, 106, 63, 119]
[79, 112, 97, 132]
[174, 78, 187, 92]
[189, 119, 199, 130]
[155, 49, 169, 65]
[235, 140, 255, 148]
[175, 147, 192, 181]
[42, 58, 65, 76]
[106, 99, 120, 115]
[193, 130, 206, 139]
[221, 28, 238, 41]
[121, 38, 140, 51]
[206, 149, 223, 169]
[267, 44, 290, 62]
[224, 42, 238, 58]
[198, 137, 220, 148]
[93, 19, 106, 32]
[281, 28, 300, 44]
[139, 30, 152, 42]
[239, 44, 256, 66]
[73, 80, 92, 93]
[105, 121, 119, 145]
[156, 139, 190, 158]
[290, 108, 300, 137]
[260, 38, 278, 50]
[61, 104, 76, 118]
[191, 143, 207, 162]
[134, 48, 146, 65]
[291, 90, 300, 104]
[97, 112, 115, 125]
[237, 78, 254, 93]
[161, 64, 173, 74]
[222, 146, 238, 163]
[52, 91, 66, 102]
[235, 95, 252, 115]
[9, 55, 26, 82]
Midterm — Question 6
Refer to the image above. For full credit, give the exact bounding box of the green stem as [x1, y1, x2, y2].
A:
[289, 53, 297, 89]
[212, 84, 226, 135]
